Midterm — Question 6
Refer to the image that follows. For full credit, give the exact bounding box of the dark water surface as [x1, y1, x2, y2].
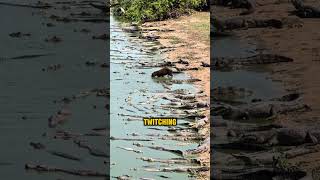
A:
[0, 0, 108, 179]
[212, 36, 285, 101]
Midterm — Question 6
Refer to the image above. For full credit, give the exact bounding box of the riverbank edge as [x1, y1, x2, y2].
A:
[139, 12, 211, 178]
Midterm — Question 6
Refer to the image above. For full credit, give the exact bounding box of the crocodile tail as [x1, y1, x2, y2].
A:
[271, 54, 294, 63]
[240, 8, 255, 15]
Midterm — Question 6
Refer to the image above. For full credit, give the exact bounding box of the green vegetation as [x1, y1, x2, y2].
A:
[112, 0, 209, 22]
[168, 36, 183, 44]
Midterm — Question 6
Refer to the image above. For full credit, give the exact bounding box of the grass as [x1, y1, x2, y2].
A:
[168, 36, 184, 44]
[186, 12, 210, 44]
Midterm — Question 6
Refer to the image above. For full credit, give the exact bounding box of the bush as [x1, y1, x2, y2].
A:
[112, 0, 209, 22]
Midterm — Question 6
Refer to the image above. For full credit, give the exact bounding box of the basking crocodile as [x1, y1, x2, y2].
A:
[0, 54, 52, 62]
[212, 166, 306, 180]
[212, 54, 293, 70]
[213, 0, 256, 15]
[213, 97, 310, 121]
[0, 2, 52, 9]
[232, 127, 320, 147]
[212, 16, 283, 32]
[291, 0, 320, 18]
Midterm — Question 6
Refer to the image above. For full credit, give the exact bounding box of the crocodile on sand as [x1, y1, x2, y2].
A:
[212, 16, 283, 32]
[291, 0, 320, 18]
[212, 95, 310, 120]
[213, 0, 256, 15]
[212, 54, 293, 70]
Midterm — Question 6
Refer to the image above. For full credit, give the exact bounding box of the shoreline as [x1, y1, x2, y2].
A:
[111, 14, 210, 179]
[140, 12, 211, 177]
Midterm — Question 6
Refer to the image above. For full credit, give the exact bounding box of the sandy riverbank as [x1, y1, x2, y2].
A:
[213, 0, 320, 175]
[141, 12, 210, 101]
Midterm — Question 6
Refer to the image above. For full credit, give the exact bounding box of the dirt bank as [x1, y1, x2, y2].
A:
[141, 12, 210, 100]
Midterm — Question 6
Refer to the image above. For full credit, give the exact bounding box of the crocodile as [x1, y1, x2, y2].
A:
[171, 79, 201, 84]
[212, 98, 310, 121]
[45, 36, 62, 43]
[214, 0, 256, 15]
[291, 0, 320, 18]
[212, 160, 306, 180]
[25, 163, 107, 177]
[0, 54, 52, 62]
[213, 0, 256, 9]
[212, 54, 294, 70]
[0, 2, 52, 9]
[48, 107, 72, 128]
[9, 32, 31, 38]
[235, 127, 320, 147]
[212, 16, 283, 32]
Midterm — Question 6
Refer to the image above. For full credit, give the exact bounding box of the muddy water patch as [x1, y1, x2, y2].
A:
[212, 37, 286, 102]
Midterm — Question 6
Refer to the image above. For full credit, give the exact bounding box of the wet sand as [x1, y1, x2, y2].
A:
[141, 12, 210, 100]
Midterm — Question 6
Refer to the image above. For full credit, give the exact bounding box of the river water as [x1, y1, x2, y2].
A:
[0, 1, 108, 179]
[110, 16, 203, 179]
